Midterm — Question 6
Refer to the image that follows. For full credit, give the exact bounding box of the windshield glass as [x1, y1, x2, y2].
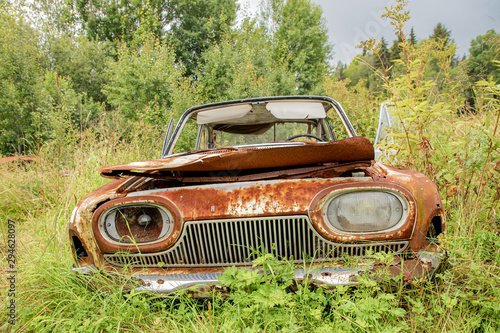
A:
[169, 98, 353, 154]
[199, 121, 328, 149]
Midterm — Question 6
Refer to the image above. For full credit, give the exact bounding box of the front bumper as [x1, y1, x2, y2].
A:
[71, 250, 446, 294]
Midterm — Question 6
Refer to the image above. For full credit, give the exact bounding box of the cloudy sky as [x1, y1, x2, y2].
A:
[239, 0, 500, 64]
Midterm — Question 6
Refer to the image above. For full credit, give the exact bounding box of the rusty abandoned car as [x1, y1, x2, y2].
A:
[69, 96, 446, 293]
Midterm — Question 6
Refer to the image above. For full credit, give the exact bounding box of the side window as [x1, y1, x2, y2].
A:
[375, 109, 390, 146]
[173, 118, 198, 154]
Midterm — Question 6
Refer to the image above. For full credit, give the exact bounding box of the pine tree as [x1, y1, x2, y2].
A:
[374, 37, 390, 70]
[430, 23, 453, 47]
[389, 36, 402, 62]
[334, 61, 347, 81]
[410, 27, 417, 46]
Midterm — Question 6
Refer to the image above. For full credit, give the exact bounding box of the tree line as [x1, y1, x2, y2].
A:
[0, 0, 498, 155]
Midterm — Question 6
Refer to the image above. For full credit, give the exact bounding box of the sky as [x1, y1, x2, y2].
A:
[238, 0, 500, 64]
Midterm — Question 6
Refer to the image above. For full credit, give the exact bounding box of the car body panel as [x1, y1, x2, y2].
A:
[99, 136, 375, 178]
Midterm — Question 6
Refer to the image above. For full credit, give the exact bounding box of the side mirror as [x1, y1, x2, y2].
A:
[161, 118, 174, 158]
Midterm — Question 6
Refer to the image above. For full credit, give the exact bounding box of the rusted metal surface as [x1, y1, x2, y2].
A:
[367, 163, 445, 251]
[0, 156, 36, 163]
[111, 161, 373, 184]
[92, 196, 184, 253]
[70, 161, 445, 271]
[98, 136, 375, 178]
[68, 176, 132, 267]
[133, 178, 371, 221]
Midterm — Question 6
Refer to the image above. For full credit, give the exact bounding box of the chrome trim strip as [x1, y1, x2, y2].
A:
[130, 266, 363, 293]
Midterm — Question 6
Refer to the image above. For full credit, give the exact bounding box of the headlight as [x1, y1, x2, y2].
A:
[98, 204, 173, 244]
[322, 190, 409, 233]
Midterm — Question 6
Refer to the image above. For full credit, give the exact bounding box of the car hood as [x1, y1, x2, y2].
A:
[99, 136, 374, 178]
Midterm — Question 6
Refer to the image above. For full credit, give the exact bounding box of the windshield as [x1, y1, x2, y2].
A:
[167, 97, 354, 155]
[198, 120, 331, 149]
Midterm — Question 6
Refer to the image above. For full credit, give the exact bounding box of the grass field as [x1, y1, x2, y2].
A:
[1, 97, 499, 332]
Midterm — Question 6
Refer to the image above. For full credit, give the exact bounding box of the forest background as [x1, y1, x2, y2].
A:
[0, 0, 499, 331]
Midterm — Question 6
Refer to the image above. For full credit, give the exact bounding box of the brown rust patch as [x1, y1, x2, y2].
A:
[99, 137, 374, 178]
[114, 206, 163, 242]
[370, 259, 432, 281]
[111, 161, 372, 184]
[157, 178, 370, 221]
[373, 163, 445, 251]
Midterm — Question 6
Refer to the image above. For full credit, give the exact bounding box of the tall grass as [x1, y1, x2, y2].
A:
[0, 99, 498, 332]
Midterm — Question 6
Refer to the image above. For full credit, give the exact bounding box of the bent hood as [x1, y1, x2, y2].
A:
[99, 136, 374, 179]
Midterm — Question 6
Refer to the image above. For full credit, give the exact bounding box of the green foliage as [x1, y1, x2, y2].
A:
[0, 4, 41, 154]
[33, 72, 83, 156]
[169, 0, 238, 76]
[74, 0, 238, 77]
[75, 0, 168, 44]
[323, 76, 379, 139]
[25, 0, 81, 37]
[104, 36, 196, 123]
[359, 0, 461, 177]
[269, 0, 332, 93]
[375, 37, 391, 70]
[45, 35, 111, 104]
[0, 4, 104, 156]
[389, 36, 403, 63]
[197, 20, 296, 101]
[343, 54, 383, 91]
[409, 27, 417, 46]
[430, 22, 453, 48]
[465, 30, 500, 83]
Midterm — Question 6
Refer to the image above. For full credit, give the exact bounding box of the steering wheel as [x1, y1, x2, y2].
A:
[285, 133, 325, 142]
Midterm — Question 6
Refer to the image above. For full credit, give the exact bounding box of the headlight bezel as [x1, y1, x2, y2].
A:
[92, 196, 183, 253]
[97, 203, 174, 245]
[308, 183, 416, 242]
[321, 188, 410, 235]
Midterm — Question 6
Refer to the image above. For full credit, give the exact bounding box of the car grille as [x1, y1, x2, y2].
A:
[104, 216, 409, 268]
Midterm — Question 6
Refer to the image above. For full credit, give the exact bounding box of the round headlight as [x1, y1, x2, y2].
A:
[323, 190, 408, 233]
[98, 204, 173, 244]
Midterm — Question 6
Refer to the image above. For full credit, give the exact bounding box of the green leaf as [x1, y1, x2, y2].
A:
[485, 115, 491, 129]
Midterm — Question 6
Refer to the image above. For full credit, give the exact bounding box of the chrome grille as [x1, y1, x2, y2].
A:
[104, 216, 409, 267]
